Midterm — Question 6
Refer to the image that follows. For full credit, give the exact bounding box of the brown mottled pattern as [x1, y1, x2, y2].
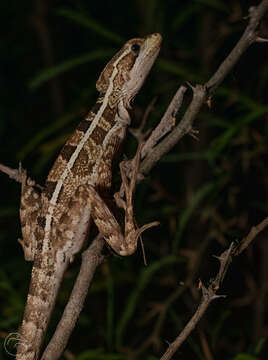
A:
[95, 132, 124, 192]
[44, 181, 57, 200]
[102, 105, 116, 128]
[34, 227, 42, 243]
[76, 119, 91, 133]
[37, 216, 46, 229]
[83, 137, 100, 162]
[36, 242, 42, 251]
[20, 255, 68, 360]
[30, 256, 42, 270]
[16, 34, 162, 360]
[98, 116, 112, 132]
[71, 148, 92, 177]
[90, 124, 108, 146]
[67, 129, 85, 146]
[108, 87, 121, 108]
[46, 156, 68, 182]
[61, 144, 76, 161]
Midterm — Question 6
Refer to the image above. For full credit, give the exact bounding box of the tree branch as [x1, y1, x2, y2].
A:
[160, 216, 268, 360]
[1, 2, 267, 359]
[140, 0, 268, 176]
[41, 235, 105, 360]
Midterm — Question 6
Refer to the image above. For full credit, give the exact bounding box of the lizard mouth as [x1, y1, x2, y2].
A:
[123, 33, 162, 109]
[143, 33, 162, 58]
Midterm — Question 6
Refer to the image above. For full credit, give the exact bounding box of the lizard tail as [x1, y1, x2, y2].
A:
[16, 257, 68, 360]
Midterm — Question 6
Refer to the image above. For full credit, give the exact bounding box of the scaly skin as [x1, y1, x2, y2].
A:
[16, 33, 161, 360]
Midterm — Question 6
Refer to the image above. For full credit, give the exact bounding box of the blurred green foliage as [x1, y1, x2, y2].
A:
[1, 0, 268, 359]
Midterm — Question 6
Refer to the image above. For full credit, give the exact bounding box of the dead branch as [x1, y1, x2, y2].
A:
[160, 216, 268, 360]
[140, 0, 268, 176]
[1, 1, 267, 359]
[41, 235, 105, 360]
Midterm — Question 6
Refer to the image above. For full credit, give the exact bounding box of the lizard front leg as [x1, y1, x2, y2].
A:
[18, 169, 42, 261]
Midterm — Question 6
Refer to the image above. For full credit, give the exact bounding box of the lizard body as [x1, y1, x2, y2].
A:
[16, 33, 162, 360]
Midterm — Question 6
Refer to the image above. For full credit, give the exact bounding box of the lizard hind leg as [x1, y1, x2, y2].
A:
[18, 169, 42, 261]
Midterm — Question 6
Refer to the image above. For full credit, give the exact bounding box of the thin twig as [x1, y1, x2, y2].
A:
[129, 236, 212, 359]
[160, 285, 219, 360]
[140, 0, 268, 176]
[160, 216, 268, 360]
[130, 97, 158, 143]
[2, 2, 267, 360]
[0, 163, 24, 183]
[235, 217, 268, 255]
[0, 163, 43, 189]
[141, 85, 187, 159]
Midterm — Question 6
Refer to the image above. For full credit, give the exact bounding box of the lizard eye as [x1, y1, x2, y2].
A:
[131, 43, 140, 53]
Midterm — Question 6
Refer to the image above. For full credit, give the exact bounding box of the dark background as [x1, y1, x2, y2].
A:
[1, 0, 268, 359]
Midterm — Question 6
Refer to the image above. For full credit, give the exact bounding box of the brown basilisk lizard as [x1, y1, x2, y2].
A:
[16, 33, 162, 360]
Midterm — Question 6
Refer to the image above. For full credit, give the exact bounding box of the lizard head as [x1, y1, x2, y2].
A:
[96, 33, 162, 109]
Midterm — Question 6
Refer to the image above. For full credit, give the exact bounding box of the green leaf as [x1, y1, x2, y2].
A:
[76, 348, 126, 360]
[217, 88, 268, 114]
[173, 182, 214, 251]
[207, 108, 267, 160]
[208, 125, 237, 159]
[115, 256, 180, 347]
[29, 49, 114, 89]
[142, 0, 164, 33]
[211, 310, 231, 348]
[157, 59, 199, 81]
[254, 338, 266, 355]
[56, 8, 124, 44]
[172, 4, 199, 30]
[17, 111, 79, 159]
[231, 354, 260, 360]
[31, 133, 70, 173]
[169, 309, 205, 360]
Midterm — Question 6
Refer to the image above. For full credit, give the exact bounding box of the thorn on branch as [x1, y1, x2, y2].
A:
[0, 163, 24, 183]
[186, 81, 195, 91]
[140, 85, 186, 162]
[212, 294, 226, 300]
[206, 97, 212, 108]
[255, 37, 268, 42]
